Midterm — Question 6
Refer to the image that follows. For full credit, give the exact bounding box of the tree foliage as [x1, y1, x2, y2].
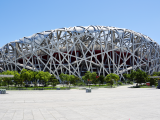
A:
[130, 70, 136, 81]
[98, 75, 105, 86]
[36, 71, 51, 88]
[59, 73, 67, 87]
[123, 73, 130, 81]
[49, 74, 59, 87]
[123, 69, 148, 86]
[135, 69, 147, 85]
[13, 71, 21, 87]
[2, 70, 14, 88]
[105, 73, 119, 87]
[20, 69, 31, 87]
[90, 72, 98, 86]
[71, 75, 81, 86]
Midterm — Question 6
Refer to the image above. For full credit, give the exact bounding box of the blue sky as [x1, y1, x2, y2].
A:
[0, 0, 160, 46]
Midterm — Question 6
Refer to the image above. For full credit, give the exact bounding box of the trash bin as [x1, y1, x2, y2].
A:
[86, 88, 91, 93]
[0, 90, 1, 94]
[57, 88, 60, 90]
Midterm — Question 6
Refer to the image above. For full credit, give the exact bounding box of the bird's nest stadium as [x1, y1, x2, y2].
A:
[0, 26, 159, 80]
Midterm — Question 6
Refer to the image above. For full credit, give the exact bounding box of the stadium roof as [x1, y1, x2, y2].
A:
[0, 26, 158, 51]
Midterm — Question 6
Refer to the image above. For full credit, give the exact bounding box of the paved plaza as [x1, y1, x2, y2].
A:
[0, 85, 160, 120]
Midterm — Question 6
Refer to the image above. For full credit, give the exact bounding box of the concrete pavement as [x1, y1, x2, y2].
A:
[0, 85, 159, 120]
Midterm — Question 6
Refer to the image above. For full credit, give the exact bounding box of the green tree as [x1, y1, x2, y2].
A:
[130, 70, 136, 82]
[0, 77, 2, 87]
[152, 72, 160, 76]
[67, 75, 81, 88]
[82, 76, 87, 84]
[98, 75, 105, 86]
[105, 73, 119, 87]
[36, 71, 50, 88]
[29, 71, 39, 88]
[82, 71, 91, 86]
[64, 74, 70, 88]
[135, 69, 147, 86]
[20, 69, 31, 87]
[13, 71, 20, 87]
[43, 72, 51, 87]
[90, 72, 98, 86]
[70, 75, 81, 86]
[2, 70, 14, 88]
[69, 75, 75, 88]
[123, 73, 131, 84]
[49, 74, 58, 88]
[35, 71, 44, 87]
[59, 73, 67, 87]
[149, 75, 158, 86]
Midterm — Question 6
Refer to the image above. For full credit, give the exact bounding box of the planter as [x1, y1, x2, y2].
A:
[86, 88, 91, 93]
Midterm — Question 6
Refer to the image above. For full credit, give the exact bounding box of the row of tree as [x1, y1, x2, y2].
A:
[0, 69, 120, 88]
[0, 69, 58, 88]
[81, 71, 119, 87]
[123, 69, 159, 86]
[59, 73, 81, 87]
[1, 68, 158, 88]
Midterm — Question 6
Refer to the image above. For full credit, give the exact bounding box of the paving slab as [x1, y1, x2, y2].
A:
[0, 85, 160, 120]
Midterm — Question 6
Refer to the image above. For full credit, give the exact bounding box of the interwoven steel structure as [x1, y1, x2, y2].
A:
[0, 26, 159, 80]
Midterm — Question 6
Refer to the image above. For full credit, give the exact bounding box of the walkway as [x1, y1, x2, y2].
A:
[0, 85, 159, 120]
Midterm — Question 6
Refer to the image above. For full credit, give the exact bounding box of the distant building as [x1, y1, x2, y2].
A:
[0, 26, 159, 80]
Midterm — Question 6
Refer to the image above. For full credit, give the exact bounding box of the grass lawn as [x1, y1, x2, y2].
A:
[0, 83, 135, 90]
[0, 86, 69, 90]
[140, 86, 152, 88]
[131, 85, 153, 88]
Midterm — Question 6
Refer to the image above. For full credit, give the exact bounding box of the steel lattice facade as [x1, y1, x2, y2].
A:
[0, 26, 160, 80]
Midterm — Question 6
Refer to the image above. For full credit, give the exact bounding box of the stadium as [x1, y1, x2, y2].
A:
[0, 26, 159, 80]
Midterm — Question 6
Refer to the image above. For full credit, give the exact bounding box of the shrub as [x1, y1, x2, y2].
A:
[127, 80, 131, 84]
[44, 83, 49, 87]
[150, 78, 157, 86]
[25, 84, 30, 87]
[77, 82, 85, 86]
[130, 82, 133, 85]
[117, 82, 123, 85]
[2, 82, 7, 86]
[132, 86, 140, 88]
